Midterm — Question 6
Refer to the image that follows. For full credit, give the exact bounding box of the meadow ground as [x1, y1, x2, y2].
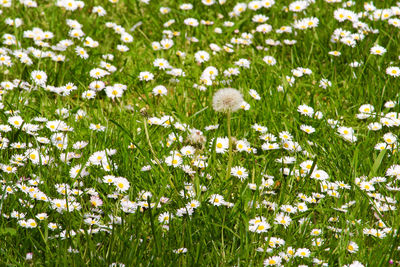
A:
[1, 0, 400, 266]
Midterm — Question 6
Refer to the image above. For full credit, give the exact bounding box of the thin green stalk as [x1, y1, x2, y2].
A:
[143, 118, 177, 192]
[224, 111, 233, 181]
[143, 118, 164, 171]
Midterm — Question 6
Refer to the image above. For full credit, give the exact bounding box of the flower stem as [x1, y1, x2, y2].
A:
[225, 111, 233, 181]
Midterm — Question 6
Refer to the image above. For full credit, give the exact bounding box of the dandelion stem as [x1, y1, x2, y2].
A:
[224, 111, 233, 181]
[221, 208, 226, 261]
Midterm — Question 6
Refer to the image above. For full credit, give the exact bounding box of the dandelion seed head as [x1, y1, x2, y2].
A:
[212, 88, 244, 113]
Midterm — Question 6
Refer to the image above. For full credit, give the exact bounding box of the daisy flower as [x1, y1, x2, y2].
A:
[384, 101, 396, 108]
[383, 132, 397, 144]
[337, 126, 354, 136]
[249, 89, 261, 100]
[297, 202, 308, 212]
[289, 1, 309, 12]
[295, 248, 311, 258]
[173, 248, 187, 254]
[329, 50, 341, 56]
[31, 70, 47, 85]
[274, 212, 292, 228]
[92, 6, 106, 16]
[347, 241, 359, 253]
[252, 123, 268, 133]
[153, 58, 170, 70]
[253, 15, 269, 23]
[151, 42, 161, 50]
[81, 90, 96, 99]
[89, 81, 105, 91]
[117, 44, 129, 52]
[8, 115, 24, 128]
[264, 256, 282, 266]
[231, 166, 248, 181]
[180, 146, 195, 156]
[370, 45, 386, 55]
[184, 18, 198, 27]
[160, 39, 173, 49]
[359, 181, 374, 191]
[311, 169, 329, 181]
[89, 68, 109, 79]
[263, 56, 276, 66]
[194, 51, 210, 63]
[386, 66, 400, 77]
[105, 86, 124, 99]
[300, 125, 315, 134]
[279, 131, 293, 141]
[114, 177, 130, 192]
[2, 165, 17, 173]
[215, 137, 229, 153]
[160, 7, 170, 14]
[158, 212, 173, 224]
[261, 142, 280, 150]
[152, 85, 167, 96]
[236, 140, 250, 152]
[250, 221, 271, 233]
[75, 46, 89, 59]
[297, 104, 314, 117]
[138, 71, 154, 81]
[165, 154, 182, 167]
[121, 33, 133, 43]
[186, 200, 200, 209]
[359, 104, 374, 114]
[89, 123, 106, 132]
[209, 194, 224, 206]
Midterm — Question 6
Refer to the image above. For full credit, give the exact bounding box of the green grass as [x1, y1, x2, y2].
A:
[0, 0, 400, 266]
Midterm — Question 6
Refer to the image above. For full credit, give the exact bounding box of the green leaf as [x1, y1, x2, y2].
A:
[369, 149, 386, 177]
[0, 227, 17, 235]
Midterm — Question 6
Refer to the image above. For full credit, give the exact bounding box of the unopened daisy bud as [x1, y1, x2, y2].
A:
[212, 88, 244, 113]
[140, 107, 148, 117]
[187, 129, 206, 145]
[26, 252, 33, 261]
